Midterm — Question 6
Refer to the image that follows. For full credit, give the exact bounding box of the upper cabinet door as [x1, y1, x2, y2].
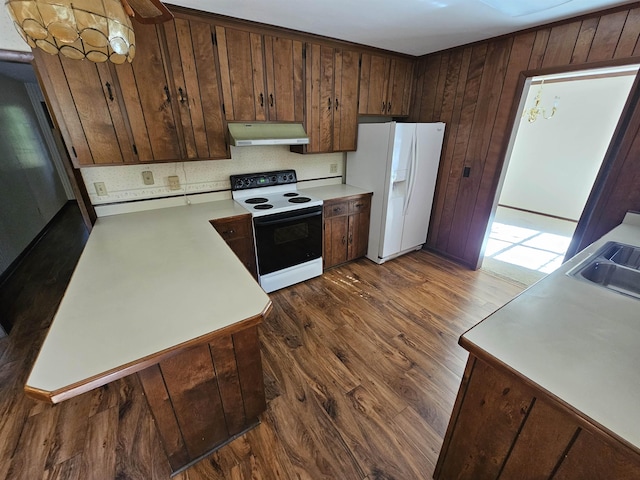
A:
[387, 58, 414, 117]
[216, 26, 267, 122]
[114, 23, 182, 161]
[33, 50, 137, 167]
[333, 49, 360, 152]
[304, 43, 335, 153]
[359, 53, 413, 117]
[164, 18, 229, 160]
[359, 53, 390, 115]
[263, 35, 304, 122]
[300, 43, 360, 154]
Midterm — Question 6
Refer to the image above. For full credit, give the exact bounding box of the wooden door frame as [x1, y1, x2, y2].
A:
[0, 48, 96, 231]
[480, 57, 640, 268]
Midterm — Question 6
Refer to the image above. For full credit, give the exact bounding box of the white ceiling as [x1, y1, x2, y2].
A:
[166, 0, 638, 55]
[0, 0, 637, 56]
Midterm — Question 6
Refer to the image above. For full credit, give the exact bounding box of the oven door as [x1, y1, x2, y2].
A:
[253, 206, 323, 275]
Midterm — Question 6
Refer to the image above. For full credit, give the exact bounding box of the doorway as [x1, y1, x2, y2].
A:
[481, 64, 639, 286]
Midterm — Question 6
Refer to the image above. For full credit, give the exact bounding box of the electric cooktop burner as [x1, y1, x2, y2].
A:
[289, 197, 311, 203]
[283, 192, 299, 197]
[245, 197, 269, 204]
[253, 204, 274, 210]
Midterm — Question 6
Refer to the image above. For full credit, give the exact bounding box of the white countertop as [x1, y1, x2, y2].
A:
[462, 212, 640, 451]
[300, 184, 372, 201]
[26, 199, 271, 402]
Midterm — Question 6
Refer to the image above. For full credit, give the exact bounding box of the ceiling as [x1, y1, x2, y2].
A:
[0, 0, 637, 56]
[166, 0, 638, 55]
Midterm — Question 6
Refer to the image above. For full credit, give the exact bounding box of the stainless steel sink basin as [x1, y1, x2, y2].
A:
[567, 242, 640, 300]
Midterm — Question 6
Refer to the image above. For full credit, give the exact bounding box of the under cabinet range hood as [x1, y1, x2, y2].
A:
[228, 123, 309, 146]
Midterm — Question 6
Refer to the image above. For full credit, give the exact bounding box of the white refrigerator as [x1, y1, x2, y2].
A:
[346, 122, 445, 264]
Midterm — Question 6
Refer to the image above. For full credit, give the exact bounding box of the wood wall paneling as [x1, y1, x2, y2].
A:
[568, 70, 640, 257]
[435, 355, 640, 478]
[415, 3, 640, 267]
[137, 365, 190, 471]
[615, 8, 640, 58]
[587, 11, 629, 62]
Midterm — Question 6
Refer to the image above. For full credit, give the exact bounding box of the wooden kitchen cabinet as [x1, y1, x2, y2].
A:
[163, 17, 229, 160]
[113, 22, 183, 162]
[33, 50, 138, 167]
[210, 214, 257, 279]
[216, 26, 304, 123]
[292, 43, 360, 154]
[435, 355, 640, 479]
[35, 17, 229, 167]
[138, 323, 266, 475]
[323, 194, 371, 269]
[359, 53, 413, 116]
[116, 18, 229, 162]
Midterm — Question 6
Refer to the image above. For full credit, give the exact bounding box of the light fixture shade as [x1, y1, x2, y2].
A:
[5, 0, 136, 64]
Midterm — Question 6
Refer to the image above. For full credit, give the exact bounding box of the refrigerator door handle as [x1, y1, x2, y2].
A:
[403, 127, 418, 216]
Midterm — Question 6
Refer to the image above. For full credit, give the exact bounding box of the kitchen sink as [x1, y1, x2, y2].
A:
[567, 242, 640, 300]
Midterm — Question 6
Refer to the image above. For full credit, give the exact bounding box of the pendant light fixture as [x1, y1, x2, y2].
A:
[4, 0, 139, 64]
[4, 0, 173, 64]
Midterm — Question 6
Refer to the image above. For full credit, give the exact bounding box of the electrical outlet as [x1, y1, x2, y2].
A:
[94, 182, 107, 196]
[142, 170, 154, 185]
[168, 175, 180, 190]
[329, 163, 338, 174]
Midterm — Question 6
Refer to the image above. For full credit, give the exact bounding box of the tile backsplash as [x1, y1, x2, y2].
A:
[81, 146, 344, 205]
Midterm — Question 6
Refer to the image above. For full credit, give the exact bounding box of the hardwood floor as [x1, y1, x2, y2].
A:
[0, 204, 523, 480]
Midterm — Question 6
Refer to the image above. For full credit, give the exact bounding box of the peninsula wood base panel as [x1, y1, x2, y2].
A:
[435, 355, 640, 480]
[137, 325, 266, 475]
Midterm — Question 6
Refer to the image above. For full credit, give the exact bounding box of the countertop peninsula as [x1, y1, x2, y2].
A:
[25, 199, 271, 403]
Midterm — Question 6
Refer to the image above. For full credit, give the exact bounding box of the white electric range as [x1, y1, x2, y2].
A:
[231, 170, 324, 293]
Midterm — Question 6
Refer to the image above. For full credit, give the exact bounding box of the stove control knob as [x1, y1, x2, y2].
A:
[288, 174, 294, 181]
[271, 175, 277, 183]
[235, 179, 244, 189]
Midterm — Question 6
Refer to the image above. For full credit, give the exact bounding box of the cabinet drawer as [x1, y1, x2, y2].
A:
[349, 197, 371, 214]
[324, 201, 349, 218]
[210, 216, 252, 241]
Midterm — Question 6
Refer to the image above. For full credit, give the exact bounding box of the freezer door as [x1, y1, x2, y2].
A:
[345, 122, 394, 262]
[380, 124, 417, 258]
[399, 123, 445, 252]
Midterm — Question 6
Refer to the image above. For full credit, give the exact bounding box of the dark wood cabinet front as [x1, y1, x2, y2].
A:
[323, 194, 371, 269]
[359, 53, 413, 117]
[295, 44, 360, 154]
[216, 27, 304, 123]
[435, 355, 640, 480]
[163, 18, 229, 160]
[210, 214, 257, 279]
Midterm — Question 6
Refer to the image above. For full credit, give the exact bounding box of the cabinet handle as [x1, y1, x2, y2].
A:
[223, 229, 235, 234]
[341, 235, 346, 245]
[335, 98, 339, 110]
[164, 85, 171, 103]
[259, 93, 264, 107]
[105, 82, 114, 101]
[178, 87, 186, 104]
[349, 233, 353, 244]
[382, 101, 386, 113]
[355, 203, 363, 208]
[333, 207, 342, 212]
[270, 93, 274, 107]
[387, 102, 391, 113]
[328, 98, 332, 110]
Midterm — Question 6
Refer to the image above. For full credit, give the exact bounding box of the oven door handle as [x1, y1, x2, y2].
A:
[254, 209, 322, 227]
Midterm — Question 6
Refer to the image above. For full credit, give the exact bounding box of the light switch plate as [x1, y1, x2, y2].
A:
[168, 175, 180, 190]
[329, 163, 338, 174]
[142, 171, 154, 185]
